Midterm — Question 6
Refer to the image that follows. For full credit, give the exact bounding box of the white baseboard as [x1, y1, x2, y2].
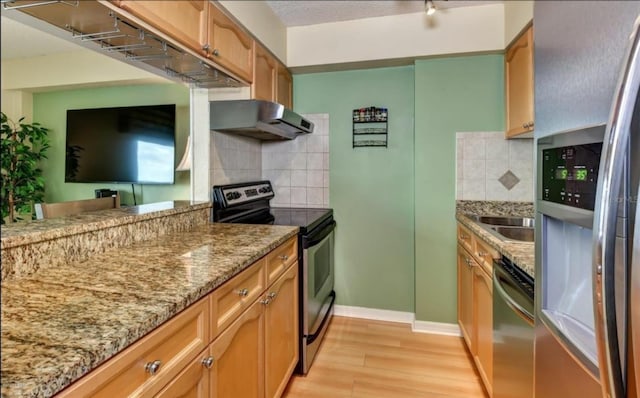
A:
[333, 305, 461, 337]
[333, 305, 415, 324]
[412, 320, 461, 336]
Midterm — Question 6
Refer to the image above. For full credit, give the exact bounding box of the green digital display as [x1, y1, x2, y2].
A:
[555, 168, 568, 180]
[555, 167, 588, 181]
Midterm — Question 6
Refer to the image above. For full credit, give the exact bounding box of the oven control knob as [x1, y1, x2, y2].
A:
[225, 192, 234, 200]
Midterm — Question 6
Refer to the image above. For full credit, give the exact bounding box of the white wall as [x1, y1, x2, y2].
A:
[217, 0, 287, 63]
[504, 0, 534, 46]
[286, 4, 504, 68]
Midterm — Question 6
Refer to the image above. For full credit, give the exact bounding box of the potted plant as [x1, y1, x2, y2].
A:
[1, 112, 50, 224]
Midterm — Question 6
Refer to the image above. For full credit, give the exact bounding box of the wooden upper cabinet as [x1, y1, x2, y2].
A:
[505, 25, 534, 138]
[276, 61, 293, 109]
[118, 0, 207, 54]
[205, 3, 254, 83]
[253, 43, 277, 102]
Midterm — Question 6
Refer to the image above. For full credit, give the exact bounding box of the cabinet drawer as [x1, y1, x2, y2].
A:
[457, 223, 474, 254]
[56, 298, 209, 398]
[265, 236, 297, 285]
[474, 237, 499, 274]
[210, 258, 266, 339]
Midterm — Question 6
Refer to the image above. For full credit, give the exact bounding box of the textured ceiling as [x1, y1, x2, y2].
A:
[1, 16, 83, 60]
[266, 0, 503, 27]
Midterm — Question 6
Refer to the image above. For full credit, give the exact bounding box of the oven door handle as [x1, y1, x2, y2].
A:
[303, 220, 336, 248]
[305, 291, 336, 345]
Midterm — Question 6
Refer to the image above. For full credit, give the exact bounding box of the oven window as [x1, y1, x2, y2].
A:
[313, 239, 331, 296]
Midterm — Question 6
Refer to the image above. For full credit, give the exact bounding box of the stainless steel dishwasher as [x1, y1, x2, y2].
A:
[493, 256, 535, 398]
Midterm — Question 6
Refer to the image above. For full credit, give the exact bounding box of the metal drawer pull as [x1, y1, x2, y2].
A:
[464, 258, 474, 267]
[460, 234, 468, 241]
[212, 49, 219, 56]
[477, 251, 488, 257]
[145, 360, 162, 375]
[202, 356, 215, 369]
[267, 292, 277, 299]
[237, 288, 249, 297]
[278, 254, 289, 261]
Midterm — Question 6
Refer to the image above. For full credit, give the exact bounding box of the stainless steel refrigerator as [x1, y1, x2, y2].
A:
[534, 2, 640, 398]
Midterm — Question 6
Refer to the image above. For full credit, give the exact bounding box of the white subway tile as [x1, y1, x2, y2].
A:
[323, 171, 330, 188]
[463, 136, 485, 160]
[486, 179, 510, 201]
[291, 187, 307, 205]
[273, 186, 291, 206]
[323, 153, 330, 170]
[463, 159, 486, 181]
[291, 152, 307, 169]
[307, 170, 324, 188]
[308, 153, 323, 170]
[462, 179, 485, 200]
[307, 135, 324, 152]
[307, 188, 324, 205]
[291, 170, 307, 187]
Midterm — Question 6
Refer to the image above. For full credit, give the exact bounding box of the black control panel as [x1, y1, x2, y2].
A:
[541, 143, 602, 210]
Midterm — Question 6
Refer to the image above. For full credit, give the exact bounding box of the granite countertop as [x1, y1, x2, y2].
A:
[1, 200, 211, 250]
[456, 213, 535, 278]
[1, 223, 299, 398]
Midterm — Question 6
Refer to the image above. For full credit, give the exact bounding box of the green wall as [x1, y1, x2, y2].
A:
[294, 66, 416, 313]
[33, 83, 190, 205]
[414, 55, 504, 323]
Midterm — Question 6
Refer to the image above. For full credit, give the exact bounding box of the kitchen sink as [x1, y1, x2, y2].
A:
[466, 214, 535, 228]
[489, 226, 535, 242]
[465, 214, 535, 242]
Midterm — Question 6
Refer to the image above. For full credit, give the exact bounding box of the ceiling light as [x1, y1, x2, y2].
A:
[425, 0, 436, 16]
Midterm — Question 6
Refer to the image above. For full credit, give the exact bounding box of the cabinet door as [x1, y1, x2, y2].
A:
[206, 3, 254, 83]
[209, 300, 265, 398]
[264, 264, 299, 398]
[155, 350, 211, 398]
[119, 0, 207, 53]
[457, 245, 476, 354]
[474, 266, 494, 397]
[253, 43, 276, 102]
[276, 62, 293, 109]
[505, 25, 534, 138]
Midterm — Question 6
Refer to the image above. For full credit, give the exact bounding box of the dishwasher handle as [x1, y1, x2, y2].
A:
[493, 267, 535, 326]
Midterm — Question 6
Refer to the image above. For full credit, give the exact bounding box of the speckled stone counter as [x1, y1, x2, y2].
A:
[1, 201, 211, 281]
[456, 200, 534, 218]
[456, 211, 535, 278]
[1, 222, 298, 398]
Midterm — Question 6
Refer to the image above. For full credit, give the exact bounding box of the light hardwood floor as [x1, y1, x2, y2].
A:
[283, 316, 488, 398]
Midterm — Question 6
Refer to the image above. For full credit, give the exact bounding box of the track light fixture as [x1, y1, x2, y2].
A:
[425, 0, 436, 16]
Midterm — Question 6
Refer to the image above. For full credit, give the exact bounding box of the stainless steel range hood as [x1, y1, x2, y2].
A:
[210, 100, 314, 140]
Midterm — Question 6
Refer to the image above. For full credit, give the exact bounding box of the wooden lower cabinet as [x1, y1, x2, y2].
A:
[474, 265, 493, 397]
[54, 237, 299, 398]
[265, 264, 299, 398]
[210, 299, 265, 398]
[155, 349, 210, 398]
[457, 245, 476, 353]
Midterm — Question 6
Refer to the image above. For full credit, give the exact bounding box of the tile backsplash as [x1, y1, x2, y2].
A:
[209, 113, 330, 208]
[456, 132, 534, 201]
[262, 114, 330, 208]
[210, 131, 262, 186]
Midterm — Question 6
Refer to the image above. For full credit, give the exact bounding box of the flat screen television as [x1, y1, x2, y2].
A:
[65, 104, 176, 184]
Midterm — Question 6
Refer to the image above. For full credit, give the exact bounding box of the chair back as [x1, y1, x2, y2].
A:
[35, 193, 121, 219]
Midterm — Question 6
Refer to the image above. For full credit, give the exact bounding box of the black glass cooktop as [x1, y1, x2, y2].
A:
[270, 207, 333, 232]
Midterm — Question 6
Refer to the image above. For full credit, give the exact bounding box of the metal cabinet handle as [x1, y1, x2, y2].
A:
[202, 44, 210, 53]
[459, 234, 468, 241]
[212, 49, 219, 56]
[260, 297, 271, 305]
[237, 288, 249, 297]
[145, 360, 162, 375]
[202, 356, 214, 369]
[464, 257, 474, 267]
[278, 254, 289, 261]
[477, 251, 488, 257]
[267, 292, 277, 299]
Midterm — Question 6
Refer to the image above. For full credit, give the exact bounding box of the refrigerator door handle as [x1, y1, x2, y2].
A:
[593, 15, 640, 398]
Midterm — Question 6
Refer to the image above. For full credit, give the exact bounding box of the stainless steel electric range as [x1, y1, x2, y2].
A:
[212, 181, 335, 375]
